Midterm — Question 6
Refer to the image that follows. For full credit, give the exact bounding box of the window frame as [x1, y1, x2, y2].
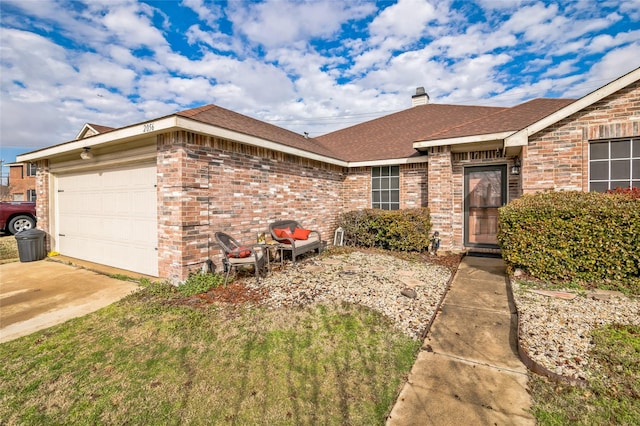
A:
[589, 138, 639, 192]
[371, 165, 400, 210]
[26, 163, 37, 177]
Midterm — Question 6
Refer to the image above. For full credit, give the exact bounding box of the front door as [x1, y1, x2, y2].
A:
[464, 165, 507, 248]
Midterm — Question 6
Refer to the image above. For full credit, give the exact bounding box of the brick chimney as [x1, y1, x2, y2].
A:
[412, 87, 429, 106]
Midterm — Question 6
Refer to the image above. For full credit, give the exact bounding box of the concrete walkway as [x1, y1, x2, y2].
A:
[387, 255, 535, 425]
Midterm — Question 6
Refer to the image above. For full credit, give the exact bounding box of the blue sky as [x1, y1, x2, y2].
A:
[1, 0, 639, 175]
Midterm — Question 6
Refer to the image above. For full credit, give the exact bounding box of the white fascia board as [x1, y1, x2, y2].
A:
[505, 67, 640, 146]
[412, 131, 514, 150]
[348, 157, 429, 168]
[175, 117, 349, 167]
[18, 117, 179, 162]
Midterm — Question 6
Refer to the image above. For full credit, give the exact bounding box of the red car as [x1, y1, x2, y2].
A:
[0, 201, 37, 234]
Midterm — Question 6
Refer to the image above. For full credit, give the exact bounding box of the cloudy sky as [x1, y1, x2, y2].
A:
[1, 0, 639, 168]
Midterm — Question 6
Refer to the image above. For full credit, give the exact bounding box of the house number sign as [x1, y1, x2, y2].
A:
[143, 123, 155, 132]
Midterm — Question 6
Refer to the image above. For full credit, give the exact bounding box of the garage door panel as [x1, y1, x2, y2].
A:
[56, 163, 158, 276]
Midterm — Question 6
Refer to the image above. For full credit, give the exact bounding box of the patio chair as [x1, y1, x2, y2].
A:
[214, 232, 267, 286]
[269, 220, 322, 265]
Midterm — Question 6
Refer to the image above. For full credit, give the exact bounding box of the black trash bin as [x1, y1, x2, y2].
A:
[15, 229, 46, 262]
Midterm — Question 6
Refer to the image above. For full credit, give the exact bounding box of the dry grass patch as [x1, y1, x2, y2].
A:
[0, 236, 18, 262]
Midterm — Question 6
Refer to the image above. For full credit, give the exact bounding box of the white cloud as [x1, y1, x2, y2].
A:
[180, 0, 223, 28]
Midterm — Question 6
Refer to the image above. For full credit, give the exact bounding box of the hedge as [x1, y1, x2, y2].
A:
[498, 191, 640, 291]
[336, 208, 432, 252]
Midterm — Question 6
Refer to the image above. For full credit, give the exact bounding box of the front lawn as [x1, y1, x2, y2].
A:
[0, 281, 420, 425]
[530, 323, 640, 425]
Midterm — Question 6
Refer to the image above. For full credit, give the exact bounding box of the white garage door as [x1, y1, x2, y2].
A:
[56, 163, 158, 276]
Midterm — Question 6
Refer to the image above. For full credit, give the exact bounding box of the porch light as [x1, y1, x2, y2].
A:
[510, 158, 521, 176]
[80, 147, 94, 160]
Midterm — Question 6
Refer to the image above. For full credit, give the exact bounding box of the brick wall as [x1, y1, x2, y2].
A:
[35, 160, 51, 251]
[427, 146, 454, 249]
[157, 131, 346, 282]
[523, 81, 640, 193]
[402, 163, 428, 208]
[8, 164, 36, 201]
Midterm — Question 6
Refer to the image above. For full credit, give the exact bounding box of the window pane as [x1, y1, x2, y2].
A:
[611, 140, 630, 158]
[633, 181, 640, 189]
[381, 179, 389, 190]
[633, 139, 640, 157]
[372, 192, 380, 202]
[391, 177, 399, 189]
[381, 192, 389, 202]
[590, 161, 608, 180]
[372, 202, 380, 209]
[391, 191, 399, 202]
[590, 182, 609, 192]
[372, 179, 380, 190]
[381, 167, 390, 177]
[590, 142, 608, 160]
[633, 159, 640, 179]
[611, 181, 630, 190]
[372, 167, 380, 177]
[390, 203, 400, 210]
[611, 160, 630, 179]
[391, 166, 400, 176]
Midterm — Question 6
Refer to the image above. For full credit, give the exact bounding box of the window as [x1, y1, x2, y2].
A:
[372, 165, 400, 210]
[589, 138, 640, 192]
[27, 163, 37, 176]
[27, 189, 36, 202]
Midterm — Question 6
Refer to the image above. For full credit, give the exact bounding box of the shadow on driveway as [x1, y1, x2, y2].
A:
[0, 260, 140, 343]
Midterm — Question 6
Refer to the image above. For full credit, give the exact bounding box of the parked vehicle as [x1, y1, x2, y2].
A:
[0, 201, 37, 234]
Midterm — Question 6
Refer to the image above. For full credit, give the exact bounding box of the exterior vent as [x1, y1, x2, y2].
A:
[412, 87, 429, 107]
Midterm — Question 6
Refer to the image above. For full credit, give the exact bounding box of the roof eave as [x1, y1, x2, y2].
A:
[412, 131, 515, 151]
[17, 115, 349, 168]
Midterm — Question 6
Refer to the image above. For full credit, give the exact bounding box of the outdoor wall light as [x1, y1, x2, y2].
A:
[510, 157, 521, 176]
[80, 147, 94, 160]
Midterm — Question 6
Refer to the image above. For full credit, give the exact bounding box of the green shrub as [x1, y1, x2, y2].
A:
[498, 191, 640, 292]
[337, 208, 432, 252]
[178, 272, 224, 296]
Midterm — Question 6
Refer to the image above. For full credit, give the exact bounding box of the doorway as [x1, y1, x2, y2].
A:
[464, 165, 507, 248]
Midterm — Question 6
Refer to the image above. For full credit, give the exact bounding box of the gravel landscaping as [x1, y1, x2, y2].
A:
[512, 281, 640, 381]
[246, 250, 454, 339]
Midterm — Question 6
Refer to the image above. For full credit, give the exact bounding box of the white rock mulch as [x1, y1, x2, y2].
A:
[512, 282, 640, 381]
[248, 251, 452, 339]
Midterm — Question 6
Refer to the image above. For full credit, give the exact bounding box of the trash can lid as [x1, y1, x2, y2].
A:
[14, 229, 46, 239]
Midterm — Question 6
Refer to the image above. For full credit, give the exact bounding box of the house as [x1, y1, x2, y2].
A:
[5, 162, 37, 201]
[17, 67, 640, 282]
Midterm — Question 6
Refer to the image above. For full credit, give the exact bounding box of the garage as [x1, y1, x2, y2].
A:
[55, 162, 158, 276]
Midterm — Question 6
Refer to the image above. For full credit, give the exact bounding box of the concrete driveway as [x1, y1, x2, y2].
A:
[0, 260, 140, 343]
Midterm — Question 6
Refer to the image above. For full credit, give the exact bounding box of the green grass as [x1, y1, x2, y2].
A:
[530, 323, 640, 425]
[0, 282, 420, 425]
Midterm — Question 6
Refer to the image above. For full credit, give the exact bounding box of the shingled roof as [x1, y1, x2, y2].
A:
[315, 104, 505, 162]
[315, 98, 575, 162]
[176, 104, 341, 160]
[418, 98, 575, 142]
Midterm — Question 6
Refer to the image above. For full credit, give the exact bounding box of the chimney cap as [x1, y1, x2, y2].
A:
[411, 87, 429, 106]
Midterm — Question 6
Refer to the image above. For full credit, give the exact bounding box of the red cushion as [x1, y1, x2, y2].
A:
[293, 227, 311, 240]
[274, 227, 294, 240]
[227, 245, 252, 258]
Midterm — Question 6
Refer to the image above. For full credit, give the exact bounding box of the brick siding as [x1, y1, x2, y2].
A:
[157, 131, 346, 282]
[523, 81, 640, 193]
